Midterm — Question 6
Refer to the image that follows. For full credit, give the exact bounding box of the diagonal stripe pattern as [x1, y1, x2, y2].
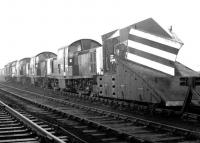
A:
[125, 28, 182, 75]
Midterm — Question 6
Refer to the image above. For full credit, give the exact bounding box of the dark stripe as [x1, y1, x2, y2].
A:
[128, 34, 179, 55]
[127, 46, 175, 68]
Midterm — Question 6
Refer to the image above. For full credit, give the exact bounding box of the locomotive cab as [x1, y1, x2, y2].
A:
[56, 39, 102, 95]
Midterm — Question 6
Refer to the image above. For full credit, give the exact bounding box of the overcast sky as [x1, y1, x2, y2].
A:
[0, 0, 200, 71]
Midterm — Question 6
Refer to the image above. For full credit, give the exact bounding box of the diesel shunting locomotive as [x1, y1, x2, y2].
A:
[1, 18, 200, 106]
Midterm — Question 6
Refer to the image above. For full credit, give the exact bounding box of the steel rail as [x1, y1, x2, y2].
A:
[1, 83, 200, 141]
[0, 100, 65, 143]
[2, 83, 199, 138]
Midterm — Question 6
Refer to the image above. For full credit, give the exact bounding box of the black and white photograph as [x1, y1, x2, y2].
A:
[0, 0, 200, 142]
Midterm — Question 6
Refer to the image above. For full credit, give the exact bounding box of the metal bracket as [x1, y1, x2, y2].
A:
[180, 77, 200, 114]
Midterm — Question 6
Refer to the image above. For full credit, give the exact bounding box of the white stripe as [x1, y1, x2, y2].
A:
[108, 30, 120, 39]
[126, 53, 174, 75]
[96, 46, 103, 75]
[128, 40, 177, 61]
[130, 29, 181, 49]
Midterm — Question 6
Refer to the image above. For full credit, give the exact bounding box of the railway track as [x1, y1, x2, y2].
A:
[4, 82, 200, 124]
[6, 82, 200, 120]
[0, 83, 200, 142]
[0, 99, 69, 143]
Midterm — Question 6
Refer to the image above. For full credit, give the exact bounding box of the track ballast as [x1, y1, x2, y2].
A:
[0, 83, 200, 143]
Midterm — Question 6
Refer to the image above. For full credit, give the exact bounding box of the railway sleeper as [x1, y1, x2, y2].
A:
[56, 118, 79, 126]
[82, 129, 98, 133]
[107, 123, 133, 129]
[153, 136, 185, 142]
[90, 132, 106, 138]
[101, 120, 126, 126]
[0, 115, 13, 119]
[0, 125, 25, 131]
[0, 128, 30, 134]
[0, 132, 34, 139]
[178, 141, 200, 143]
[0, 119, 18, 124]
[0, 118, 16, 121]
[87, 115, 110, 120]
[122, 128, 151, 135]
[101, 137, 118, 142]
[0, 137, 40, 143]
[2, 85, 200, 142]
[0, 122, 22, 128]
[13, 109, 72, 143]
[33, 99, 200, 142]
[73, 125, 88, 129]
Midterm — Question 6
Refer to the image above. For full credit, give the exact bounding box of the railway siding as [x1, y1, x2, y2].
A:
[0, 84, 200, 143]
